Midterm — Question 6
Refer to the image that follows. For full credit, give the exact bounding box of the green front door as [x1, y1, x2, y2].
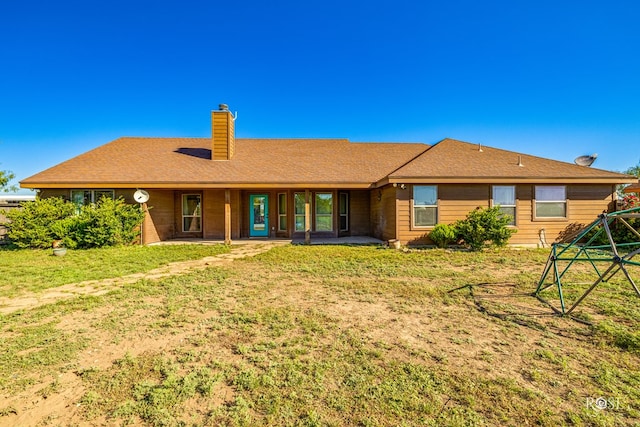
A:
[249, 195, 269, 237]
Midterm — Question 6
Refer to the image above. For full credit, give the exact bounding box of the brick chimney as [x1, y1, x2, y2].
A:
[211, 104, 235, 160]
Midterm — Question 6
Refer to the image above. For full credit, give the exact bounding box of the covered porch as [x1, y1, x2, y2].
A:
[141, 188, 375, 245]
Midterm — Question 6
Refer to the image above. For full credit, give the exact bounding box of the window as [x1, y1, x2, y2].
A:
[315, 193, 333, 231]
[413, 185, 437, 227]
[493, 185, 516, 225]
[278, 193, 287, 231]
[182, 194, 201, 232]
[339, 192, 349, 231]
[535, 186, 567, 218]
[294, 193, 306, 232]
[71, 189, 114, 212]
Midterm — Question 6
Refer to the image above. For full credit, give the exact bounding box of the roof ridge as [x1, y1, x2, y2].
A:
[381, 144, 432, 179]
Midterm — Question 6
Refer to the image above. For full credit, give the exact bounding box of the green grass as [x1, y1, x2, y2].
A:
[0, 244, 230, 297]
[0, 244, 638, 426]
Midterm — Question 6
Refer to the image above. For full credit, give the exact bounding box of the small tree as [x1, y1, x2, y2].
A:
[455, 206, 516, 251]
[0, 168, 17, 193]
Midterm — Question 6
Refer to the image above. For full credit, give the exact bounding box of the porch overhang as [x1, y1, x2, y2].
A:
[21, 181, 377, 190]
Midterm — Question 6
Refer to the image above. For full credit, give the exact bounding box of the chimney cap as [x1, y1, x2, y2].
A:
[219, 103, 229, 111]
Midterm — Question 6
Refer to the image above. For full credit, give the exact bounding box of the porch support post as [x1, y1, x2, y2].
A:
[305, 189, 311, 244]
[224, 189, 232, 245]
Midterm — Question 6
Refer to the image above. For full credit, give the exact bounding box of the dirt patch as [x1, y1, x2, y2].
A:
[1, 247, 637, 426]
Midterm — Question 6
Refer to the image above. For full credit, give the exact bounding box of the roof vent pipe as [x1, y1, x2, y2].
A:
[517, 155, 524, 167]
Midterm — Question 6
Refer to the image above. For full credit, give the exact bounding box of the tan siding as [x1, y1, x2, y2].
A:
[348, 190, 370, 236]
[400, 184, 489, 245]
[508, 184, 615, 246]
[144, 190, 175, 244]
[398, 184, 617, 246]
[39, 189, 70, 199]
[203, 190, 225, 239]
[231, 190, 241, 239]
[439, 185, 490, 224]
[370, 186, 397, 241]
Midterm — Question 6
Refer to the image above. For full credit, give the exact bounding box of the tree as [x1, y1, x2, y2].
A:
[624, 160, 640, 178]
[0, 168, 17, 193]
[619, 160, 640, 197]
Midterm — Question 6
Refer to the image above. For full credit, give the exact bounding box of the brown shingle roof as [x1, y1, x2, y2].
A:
[388, 138, 633, 183]
[21, 137, 428, 188]
[21, 137, 634, 189]
[623, 182, 640, 193]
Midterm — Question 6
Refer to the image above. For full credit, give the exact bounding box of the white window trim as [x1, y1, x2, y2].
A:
[491, 185, 517, 226]
[412, 185, 438, 228]
[182, 193, 202, 233]
[534, 185, 568, 220]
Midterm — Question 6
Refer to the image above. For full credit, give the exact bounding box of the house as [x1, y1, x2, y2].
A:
[20, 105, 635, 247]
[624, 182, 640, 194]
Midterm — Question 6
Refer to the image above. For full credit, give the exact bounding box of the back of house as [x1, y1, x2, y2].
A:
[20, 106, 635, 246]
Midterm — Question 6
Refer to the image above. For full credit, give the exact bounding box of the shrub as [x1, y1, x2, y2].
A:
[454, 206, 516, 251]
[429, 224, 457, 248]
[3, 197, 76, 248]
[3, 196, 144, 249]
[72, 196, 145, 248]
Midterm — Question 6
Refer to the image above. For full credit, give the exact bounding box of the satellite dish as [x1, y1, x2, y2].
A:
[574, 154, 598, 167]
[133, 189, 150, 203]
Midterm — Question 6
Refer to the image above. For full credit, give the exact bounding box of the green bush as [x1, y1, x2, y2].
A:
[429, 224, 457, 248]
[70, 197, 144, 248]
[3, 196, 144, 249]
[3, 197, 76, 248]
[454, 206, 516, 251]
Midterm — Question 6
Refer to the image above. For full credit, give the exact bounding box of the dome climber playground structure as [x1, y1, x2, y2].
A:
[534, 206, 640, 316]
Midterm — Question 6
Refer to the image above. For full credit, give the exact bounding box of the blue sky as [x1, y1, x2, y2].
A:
[1, 1, 639, 193]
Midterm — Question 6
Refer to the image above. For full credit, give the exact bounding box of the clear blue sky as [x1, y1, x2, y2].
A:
[2, 0, 639, 194]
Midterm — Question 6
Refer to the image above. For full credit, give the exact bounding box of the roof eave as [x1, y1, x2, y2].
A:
[386, 177, 634, 185]
[21, 181, 377, 190]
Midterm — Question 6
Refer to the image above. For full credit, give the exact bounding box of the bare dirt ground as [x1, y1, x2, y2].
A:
[1, 246, 635, 426]
[1, 244, 284, 426]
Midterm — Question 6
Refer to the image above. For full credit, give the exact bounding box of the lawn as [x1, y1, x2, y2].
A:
[0, 244, 639, 426]
[0, 244, 230, 297]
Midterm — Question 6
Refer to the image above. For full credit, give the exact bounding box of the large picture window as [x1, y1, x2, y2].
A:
[535, 186, 567, 218]
[315, 193, 333, 232]
[182, 194, 202, 232]
[413, 185, 437, 227]
[493, 185, 516, 226]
